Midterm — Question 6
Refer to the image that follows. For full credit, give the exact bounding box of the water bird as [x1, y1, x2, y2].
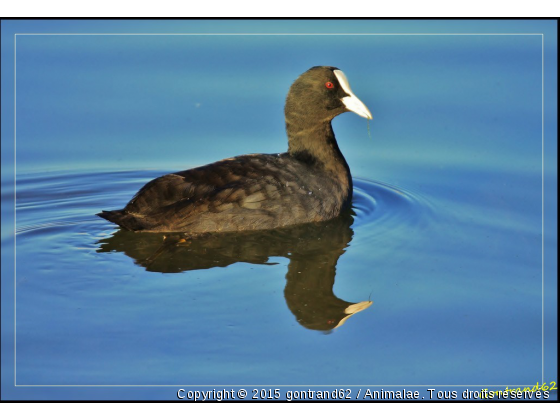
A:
[98, 66, 372, 233]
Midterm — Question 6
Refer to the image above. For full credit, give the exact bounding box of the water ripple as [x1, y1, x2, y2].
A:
[352, 177, 434, 239]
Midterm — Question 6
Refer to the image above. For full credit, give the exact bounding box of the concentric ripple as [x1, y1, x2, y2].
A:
[352, 177, 435, 240]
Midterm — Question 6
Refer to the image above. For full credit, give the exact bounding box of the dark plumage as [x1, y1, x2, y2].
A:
[98, 66, 372, 233]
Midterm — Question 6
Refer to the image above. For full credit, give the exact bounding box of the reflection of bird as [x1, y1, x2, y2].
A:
[96, 212, 372, 331]
[98, 66, 372, 233]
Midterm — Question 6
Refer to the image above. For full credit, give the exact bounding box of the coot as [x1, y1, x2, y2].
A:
[98, 66, 372, 233]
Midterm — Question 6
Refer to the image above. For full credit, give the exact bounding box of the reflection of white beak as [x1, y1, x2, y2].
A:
[345, 300, 373, 315]
[335, 300, 373, 329]
[334, 69, 373, 120]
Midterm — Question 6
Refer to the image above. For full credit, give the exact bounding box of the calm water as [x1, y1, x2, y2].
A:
[1, 20, 557, 400]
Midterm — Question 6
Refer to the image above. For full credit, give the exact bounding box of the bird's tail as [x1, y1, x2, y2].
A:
[97, 210, 147, 231]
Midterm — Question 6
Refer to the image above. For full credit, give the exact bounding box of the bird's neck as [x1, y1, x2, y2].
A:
[286, 119, 351, 180]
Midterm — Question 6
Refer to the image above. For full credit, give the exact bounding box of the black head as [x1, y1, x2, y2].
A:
[285, 66, 372, 124]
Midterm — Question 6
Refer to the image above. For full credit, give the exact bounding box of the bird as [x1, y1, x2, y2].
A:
[98, 66, 372, 234]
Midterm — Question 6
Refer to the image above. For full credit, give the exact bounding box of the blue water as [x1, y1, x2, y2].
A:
[1, 20, 557, 401]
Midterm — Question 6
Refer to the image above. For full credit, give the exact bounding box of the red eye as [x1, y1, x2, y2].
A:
[325, 81, 334, 89]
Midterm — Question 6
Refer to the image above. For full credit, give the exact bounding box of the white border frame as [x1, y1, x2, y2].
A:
[12, 31, 547, 392]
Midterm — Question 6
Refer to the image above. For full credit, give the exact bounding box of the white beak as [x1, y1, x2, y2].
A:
[334, 69, 372, 120]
